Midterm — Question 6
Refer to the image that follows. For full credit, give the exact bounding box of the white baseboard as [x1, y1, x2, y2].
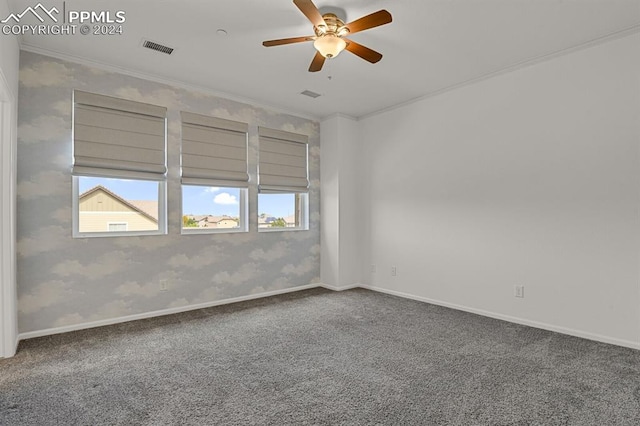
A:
[18, 283, 323, 341]
[359, 284, 640, 351]
[320, 283, 360, 292]
[18, 282, 639, 351]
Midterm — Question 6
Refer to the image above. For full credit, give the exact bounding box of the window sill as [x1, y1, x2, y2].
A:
[73, 230, 166, 238]
[258, 227, 308, 233]
[181, 228, 248, 235]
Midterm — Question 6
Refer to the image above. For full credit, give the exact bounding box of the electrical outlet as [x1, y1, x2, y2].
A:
[514, 285, 524, 298]
[371, 264, 376, 273]
[391, 266, 397, 276]
[159, 279, 169, 292]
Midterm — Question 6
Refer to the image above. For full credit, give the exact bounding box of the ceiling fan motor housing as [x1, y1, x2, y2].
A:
[314, 13, 350, 37]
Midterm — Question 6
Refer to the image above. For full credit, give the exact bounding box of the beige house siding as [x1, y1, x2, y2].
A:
[216, 219, 238, 229]
[79, 212, 158, 232]
[80, 191, 128, 213]
[185, 215, 238, 229]
[284, 215, 296, 227]
[79, 188, 158, 232]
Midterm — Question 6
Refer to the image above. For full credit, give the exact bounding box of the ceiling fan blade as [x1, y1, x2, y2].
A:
[344, 39, 383, 63]
[309, 51, 325, 72]
[293, 0, 325, 28]
[344, 10, 392, 35]
[263, 36, 315, 47]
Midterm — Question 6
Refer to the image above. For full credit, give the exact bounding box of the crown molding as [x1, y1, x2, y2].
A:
[19, 44, 321, 123]
[360, 24, 640, 121]
[320, 112, 357, 122]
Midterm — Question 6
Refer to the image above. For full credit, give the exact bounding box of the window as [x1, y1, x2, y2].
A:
[258, 192, 308, 230]
[180, 112, 249, 234]
[72, 91, 167, 237]
[182, 185, 247, 233]
[74, 176, 164, 236]
[257, 127, 309, 232]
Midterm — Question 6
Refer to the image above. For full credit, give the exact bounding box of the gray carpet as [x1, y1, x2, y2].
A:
[2, 288, 640, 425]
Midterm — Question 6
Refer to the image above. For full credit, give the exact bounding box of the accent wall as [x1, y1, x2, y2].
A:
[16, 51, 321, 334]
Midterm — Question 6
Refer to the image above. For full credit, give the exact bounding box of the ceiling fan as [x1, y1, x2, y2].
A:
[262, 0, 392, 72]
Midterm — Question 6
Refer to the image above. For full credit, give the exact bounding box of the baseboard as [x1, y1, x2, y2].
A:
[18, 283, 323, 341]
[320, 283, 361, 292]
[19, 282, 638, 351]
[359, 284, 640, 351]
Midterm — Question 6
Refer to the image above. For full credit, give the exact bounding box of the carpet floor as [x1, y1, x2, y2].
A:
[2, 288, 640, 425]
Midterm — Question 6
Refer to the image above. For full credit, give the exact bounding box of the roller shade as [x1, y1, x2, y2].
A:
[72, 90, 167, 180]
[181, 112, 249, 187]
[258, 127, 309, 193]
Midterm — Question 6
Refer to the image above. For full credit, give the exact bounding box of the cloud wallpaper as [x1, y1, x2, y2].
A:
[16, 51, 321, 334]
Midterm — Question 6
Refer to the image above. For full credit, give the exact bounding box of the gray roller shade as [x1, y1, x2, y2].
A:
[72, 90, 167, 180]
[181, 112, 249, 187]
[258, 127, 309, 193]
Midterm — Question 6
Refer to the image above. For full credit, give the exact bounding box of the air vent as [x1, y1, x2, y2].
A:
[301, 90, 321, 99]
[142, 40, 174, 55]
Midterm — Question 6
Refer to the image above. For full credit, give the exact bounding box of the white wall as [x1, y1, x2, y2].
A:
[338, 117, 360, 286]
[0, 0, 19, 97]
[321, 114, 360, 288]
[359, 33, 640, 347]
[0, 0, 20, 357]
[321, 117, 340, 286]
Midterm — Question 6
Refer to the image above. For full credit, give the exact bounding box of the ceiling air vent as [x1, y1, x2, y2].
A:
[142, 39, 174, 55]
[301, 90, 321, 99]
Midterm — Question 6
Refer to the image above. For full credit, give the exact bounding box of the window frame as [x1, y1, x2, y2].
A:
[257, 192, 309, 233]
[72, 176, 167, 238]
[180, 185, 248, 235]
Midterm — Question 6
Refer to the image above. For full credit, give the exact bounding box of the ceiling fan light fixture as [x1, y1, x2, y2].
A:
[313, 34, 346, 58]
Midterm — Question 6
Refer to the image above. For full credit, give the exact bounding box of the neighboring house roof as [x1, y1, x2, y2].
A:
[129, 200, 159, 221]
[258, 216, 294, 224]
[79, 185, 158, 223]
[206, 215, 238, 224]
[184, 214, 238, 224]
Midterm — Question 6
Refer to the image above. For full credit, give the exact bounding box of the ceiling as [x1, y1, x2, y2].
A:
[9, 0, 640, 119]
